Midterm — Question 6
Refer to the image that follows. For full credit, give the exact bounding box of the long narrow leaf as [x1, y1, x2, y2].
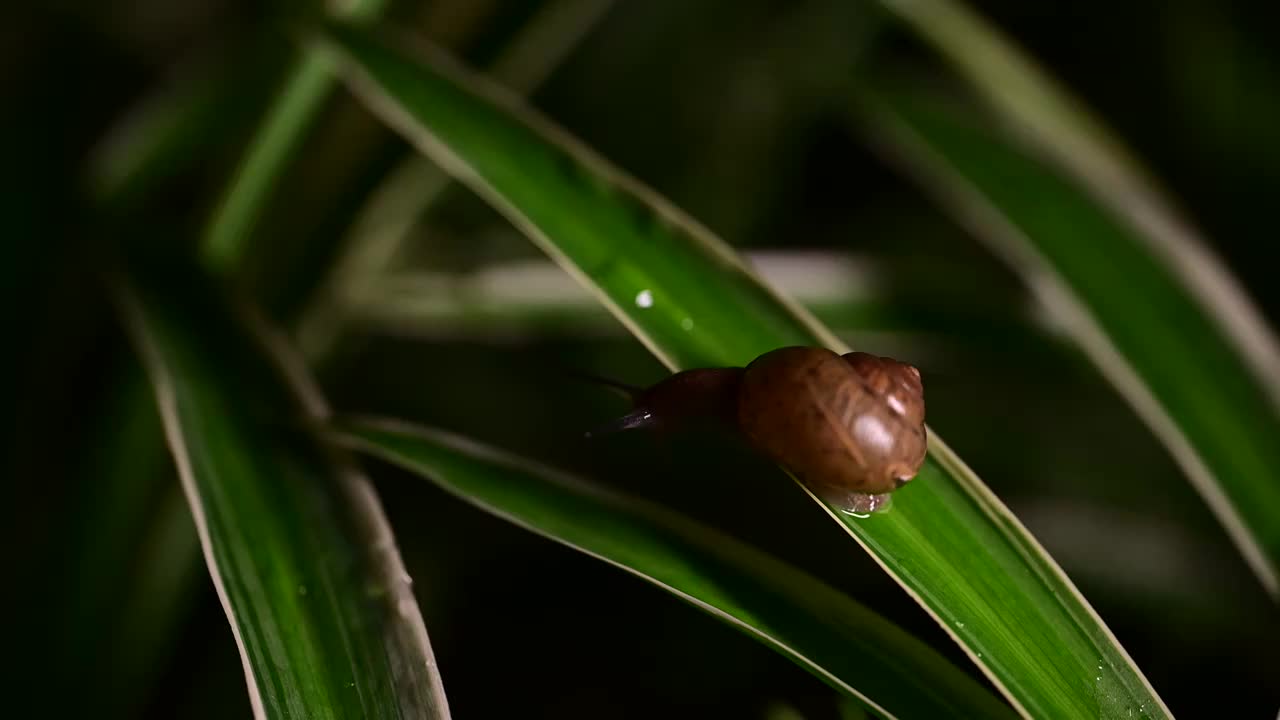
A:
[68, 43, 287, 712]
[116, 269, 449, 719]
[351, 256, 1046, 351]
[335, 417, 1017, 720]
[299, 0, 618, 359]
[875, 0, 1280, 596]
[858, 86, 1280, 598]
[319, 25, 1171, 719]
[56, 370, 202, 718]
[201, 0, 392, 270]
[89, 37, 280, 217]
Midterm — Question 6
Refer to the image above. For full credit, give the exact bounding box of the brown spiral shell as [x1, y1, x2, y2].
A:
[736, 347, 927, 497]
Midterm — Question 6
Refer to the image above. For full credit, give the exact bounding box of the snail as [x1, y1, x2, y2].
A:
[585, 346, 927, 515]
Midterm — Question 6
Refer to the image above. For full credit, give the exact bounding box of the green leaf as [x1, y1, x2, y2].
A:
[873, 0, 1280, 597]
[200, 0, 393, 271]
[56, 370, 203, 718]
[199, 51, 341, 270]
[333, 417, 1016, 720]
[298, 0, 618, 359]
[858, 82, 1280, 601]
[89, 43, 277, 216]
[350, 258, 1051, 356]
[318, 24, 1172, 719]
[116, 268, 449, 719]
[69, 40, 286, 712]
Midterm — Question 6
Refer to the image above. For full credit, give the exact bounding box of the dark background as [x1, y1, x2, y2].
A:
[4, 1, 1279, 717]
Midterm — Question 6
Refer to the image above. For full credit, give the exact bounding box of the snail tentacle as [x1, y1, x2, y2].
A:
[585, 408, 657, 437]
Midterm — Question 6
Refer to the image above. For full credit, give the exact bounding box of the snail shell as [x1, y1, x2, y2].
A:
[586, 346, 927, 515]
[737, 347, 927, 513]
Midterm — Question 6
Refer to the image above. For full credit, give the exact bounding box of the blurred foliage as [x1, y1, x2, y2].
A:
[3, 0, 1279, 718]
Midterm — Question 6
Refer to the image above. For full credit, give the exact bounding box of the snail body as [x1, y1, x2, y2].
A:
[588, 346, 927, 515]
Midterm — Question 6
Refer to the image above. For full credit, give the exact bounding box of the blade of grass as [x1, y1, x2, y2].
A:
[875, 0, 1280, 596]
[115, 267, 449, 719]
[333, 417, 1017, 720]
[106, 482, 206, 718]
[200, 50, 349, 269]
[88, 35, 282, 217]
[876, 0, 1280, 396]
[877, 0, 1280, 390]
[349, 254, 1047, 351]
[79, 7, 609, 710]
[54, 367, 204, 719]
[318, 24, 1172, 719]
[856, 84, 1280, 598]
[200, 0, 393, 270]
[58, 39, 293, 714]
[298, 0, 618, 359]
